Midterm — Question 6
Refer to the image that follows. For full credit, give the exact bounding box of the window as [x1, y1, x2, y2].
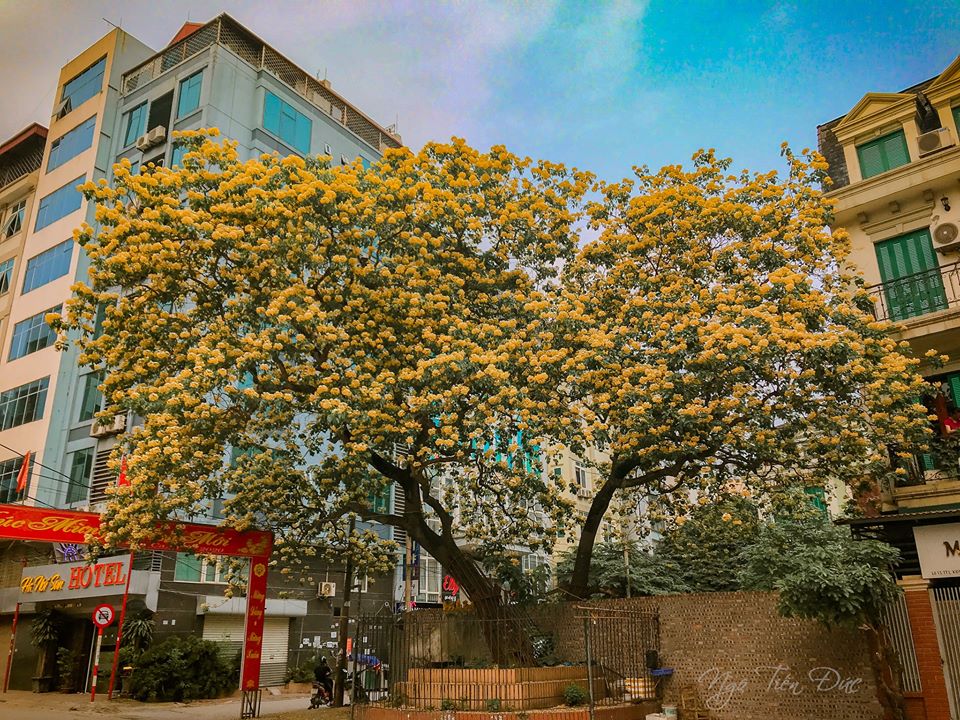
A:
[9, 305, 61, 361]
[123, 103, 148, 148]
[0, 258, 12, 295]
[170, 143, 186, 168]
[0, 377, 49, 431]
[857, 130, 910, 179]
[78, 372, 103, 422]
[0, 456, 30, 503]
[34, 177, 84, 231]
[3, 200, 26, 238]
[574, 462, 589, 491]
[262, 91, 311, 154]
[804, 486, 828, 516]
[22, 239, 73, 293]
[177, 71, 203, 118]
[61, 57, 106, 110]
[47, 116, 96, 172]
[953, 106, 960, 138]
[174, 552, 247, 583]
[66, 448, 94, 504]
[875, 229, 947, 320]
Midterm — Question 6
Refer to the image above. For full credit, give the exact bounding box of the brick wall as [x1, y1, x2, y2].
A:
[532, 593, 883, 720]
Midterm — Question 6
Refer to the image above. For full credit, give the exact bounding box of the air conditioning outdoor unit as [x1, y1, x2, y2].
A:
[577, 488, 592, 499]
[90, 414, 127, 438]
[932, 211, 960, 254]
[147, 125, 167, 144]
[918, 127, 954, 157]
[318, 581, 336, 598]
[135, 134, 153, 152]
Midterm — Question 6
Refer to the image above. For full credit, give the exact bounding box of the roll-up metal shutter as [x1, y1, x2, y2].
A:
[201, 614, 289, 686]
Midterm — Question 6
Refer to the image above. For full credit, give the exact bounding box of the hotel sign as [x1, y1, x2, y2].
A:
[19, 558, 134, 602]
[913, 523, 960, 578]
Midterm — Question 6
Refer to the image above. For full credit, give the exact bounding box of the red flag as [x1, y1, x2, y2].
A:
[15, 451, 31, 494]
[117, 455, 129, 487]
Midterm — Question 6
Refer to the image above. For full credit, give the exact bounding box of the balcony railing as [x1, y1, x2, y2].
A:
[121, 15, 402, 153]
[867, 260, 960, 323]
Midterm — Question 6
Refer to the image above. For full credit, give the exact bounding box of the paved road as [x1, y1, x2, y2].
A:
[0, 690, 316, 720]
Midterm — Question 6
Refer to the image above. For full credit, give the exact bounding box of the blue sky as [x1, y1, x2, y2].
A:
[2, 1, 959, 181]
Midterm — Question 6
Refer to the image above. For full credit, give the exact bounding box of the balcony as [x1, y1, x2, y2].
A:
[120, 14, 402, 154]
[867, 260, 960, 324]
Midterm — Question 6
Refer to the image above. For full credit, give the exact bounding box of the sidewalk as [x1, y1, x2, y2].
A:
[0, 689, 326, 720]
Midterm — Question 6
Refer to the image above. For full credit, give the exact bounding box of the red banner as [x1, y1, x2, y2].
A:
[0, 504, 271, 557]
[0, 504, 272, 691]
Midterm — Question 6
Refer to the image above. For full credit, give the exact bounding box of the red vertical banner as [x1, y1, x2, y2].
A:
[240, 556, 269, 691]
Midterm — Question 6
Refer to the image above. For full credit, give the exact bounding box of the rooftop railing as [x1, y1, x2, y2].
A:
[121, 15, 402, 154]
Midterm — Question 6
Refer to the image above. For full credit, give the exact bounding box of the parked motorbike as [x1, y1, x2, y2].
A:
[309, 681, 331, 709]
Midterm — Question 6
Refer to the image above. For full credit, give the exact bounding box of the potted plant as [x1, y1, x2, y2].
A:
[56, 647, 79, 693]
[30, 608, 63, 693]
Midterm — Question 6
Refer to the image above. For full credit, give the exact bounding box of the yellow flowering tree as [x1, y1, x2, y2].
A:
[547, 148, 935, 599]
[59, 132, 591, 655]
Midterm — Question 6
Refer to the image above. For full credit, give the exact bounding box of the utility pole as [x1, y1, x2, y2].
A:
[332, 514, 356, 707]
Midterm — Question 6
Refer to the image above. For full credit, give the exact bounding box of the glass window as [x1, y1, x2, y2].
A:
[34, 177, 84, 232]
[66, 448, 94, 504]
[574, 462, 589, 490]
[123, 103, 148, 148]
[263, 91, 311, 154]
[177, 70, 203, 118]
[9, 305, 61, 361]
[170, 143, 186, 168]
[22, 239, 73, 293]
[857, 130, 910, 179]
[78, 372, 103, 422]
[3, 200, 26, 238]
[0, 456, 30, 503]
[0, 377, 50, 431]
[0, 258, 12, 295]
[61, 57, 106, 110]
[47, 116, 96, 172]
[174, 552, 202, 581]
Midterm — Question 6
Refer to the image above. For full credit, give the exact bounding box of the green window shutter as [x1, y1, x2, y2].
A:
[174, 552, 202, 581]
[874, 229, 946, 320]
[921, 453, 937, 471]
[949, 373, 960, 407]
[953, 106, 960, 136]
[857, 130, 910, 179]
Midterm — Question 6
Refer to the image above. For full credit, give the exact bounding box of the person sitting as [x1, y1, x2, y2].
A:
[945, 408, 960, 434]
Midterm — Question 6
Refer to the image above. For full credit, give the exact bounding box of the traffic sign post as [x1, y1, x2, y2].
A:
[90, 604, 115, 703]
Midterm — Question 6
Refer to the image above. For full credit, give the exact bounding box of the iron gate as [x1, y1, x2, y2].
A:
[931, 586, 960, 718]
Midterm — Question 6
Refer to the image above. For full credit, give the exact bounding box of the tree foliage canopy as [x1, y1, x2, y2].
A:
[59, 131, 933, 609]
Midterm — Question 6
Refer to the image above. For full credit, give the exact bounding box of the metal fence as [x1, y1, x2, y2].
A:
[347, 605, 660, 712]
[932, 586, 960, 717]
[883, 593, 922, 694]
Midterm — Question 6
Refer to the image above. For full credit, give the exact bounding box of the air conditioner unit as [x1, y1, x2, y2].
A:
[318, 581, 336, 598]
[135, 134, 153, 152]
[932, 211, 960, 254]
[918, 127, 954, 157]
[577, 488, 592, 499]
[90, 414, 126, 438]
[147, 125, 167, 144]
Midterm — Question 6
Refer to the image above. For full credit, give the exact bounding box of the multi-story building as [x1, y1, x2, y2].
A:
[819, 53, 960, 720]
[0, 15, 401, 693]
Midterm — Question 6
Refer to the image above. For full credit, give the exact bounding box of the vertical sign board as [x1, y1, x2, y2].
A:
[90, 604, 115, 702]
[914, 523, 960, 578]
[0, 504, 273, 692]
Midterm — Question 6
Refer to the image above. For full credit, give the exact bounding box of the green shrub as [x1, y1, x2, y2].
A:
[129, 635, 238, 702]
[563, 683, 588, 706]
[440, 698, 457, 710]
[486, 698, 502, 711]
[284, 663, 315, 683]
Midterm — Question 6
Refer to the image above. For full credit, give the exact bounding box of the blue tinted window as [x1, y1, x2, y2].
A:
[170, 144, 186, 168]
[177, 71, 203, 118]
[263, 91, 311, 154]
[22, 240, 73, 293]
[0, 377, 49, 431]
[61, 57, 106, 110]
[123, 103, 148, 147]
[47, 116, 96, 172]
[9, 305, 61, 361]
[34, 177, 84, 232]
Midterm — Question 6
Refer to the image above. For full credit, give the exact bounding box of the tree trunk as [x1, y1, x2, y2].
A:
[407, 523, 535, 665]
[863, 621, 906, 720]
[564, 478, 619, 599]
